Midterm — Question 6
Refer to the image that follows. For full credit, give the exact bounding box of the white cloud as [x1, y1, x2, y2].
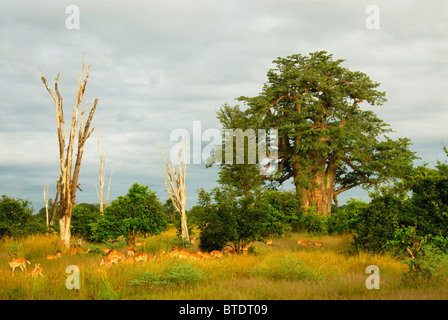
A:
[0, 0, 447, 212]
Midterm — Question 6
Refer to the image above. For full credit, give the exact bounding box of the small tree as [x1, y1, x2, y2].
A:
[41, 54, 98, 249]
[196, 187, 270, 253]
[104, 183, 168, 244]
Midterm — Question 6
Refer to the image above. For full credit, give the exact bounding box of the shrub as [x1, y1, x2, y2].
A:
[104, 183, 168, 243]
[0, 195, 44, 238]
[300, 205, 326, 234]
[128, 261, 208, 288]
[196, 188, 269, 253]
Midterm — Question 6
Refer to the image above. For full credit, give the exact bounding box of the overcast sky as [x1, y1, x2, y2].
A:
[0, 0, 447, 213]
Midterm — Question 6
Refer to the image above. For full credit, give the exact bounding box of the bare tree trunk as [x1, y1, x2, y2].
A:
[159, 136, 189, 242]
[49, 175, 61, 227]
[95, 131, 113, 214]
[40, 53, 98, 249]
[43, 183, 49, 232]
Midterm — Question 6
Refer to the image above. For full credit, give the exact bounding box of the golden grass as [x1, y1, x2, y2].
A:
[0, 229, 446, 300]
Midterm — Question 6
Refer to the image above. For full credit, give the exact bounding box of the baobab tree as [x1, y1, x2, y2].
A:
[40, 54, 98, 249]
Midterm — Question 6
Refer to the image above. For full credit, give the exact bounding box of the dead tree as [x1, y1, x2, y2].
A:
[40, 54, 98, 249]
[95, 131, 114, 214]
[49, 175, 61, 227]
[159, 137, 189, 242]
[43, 183, 49, 232]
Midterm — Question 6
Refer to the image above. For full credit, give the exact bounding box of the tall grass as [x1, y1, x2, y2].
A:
[0, 229, 447, 299]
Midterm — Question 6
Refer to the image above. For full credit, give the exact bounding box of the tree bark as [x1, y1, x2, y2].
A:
[41, 54, 98, 249]
[159, 136, 190, 242]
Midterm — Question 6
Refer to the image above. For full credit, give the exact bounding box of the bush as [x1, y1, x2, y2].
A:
[300, 205, 326, 234]
[353, 162, 448, 254]
[71, 203, 100, 240]
[0, 195, 44, 238]
[196, 188, 269, 253]
[104, 183, 169, 244]
[259, 190, 302, 235]
[128, 260, 208, 288]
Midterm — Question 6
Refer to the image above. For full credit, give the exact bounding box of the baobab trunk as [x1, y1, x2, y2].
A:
[294, 164, 336, 216]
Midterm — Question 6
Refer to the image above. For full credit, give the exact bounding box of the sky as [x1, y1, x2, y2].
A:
[0, 0, 447, 213]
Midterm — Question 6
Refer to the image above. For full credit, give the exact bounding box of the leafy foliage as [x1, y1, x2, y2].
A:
[102, 183, 168, 243]
[353, 159, 448, 254]
[212, 51, 417, 215]
[0, 195, 44, 238]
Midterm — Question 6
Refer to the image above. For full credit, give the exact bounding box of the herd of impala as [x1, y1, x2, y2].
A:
[3, 237, 323, 277]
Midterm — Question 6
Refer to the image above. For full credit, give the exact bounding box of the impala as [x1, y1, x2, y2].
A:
[178, 249, 191, 259]
[210, 250, 224, 258]
[223, 248, 235, 255]
[9, 257, 30, 275]
[46, 250, 62, 260]
[29, 263, 43, 278]
[189, 253, 202, 261]
[135, 240, 144, 247]
[266, 239, 273, 246]
[197, 251, 213, 259]
[123, 257, 135, 264]
[313, 241, 324, 248]
[69, 247, 91, 255]
[127, 247, 136, 257]
[297, 239, 312, 247]
[134, 253, 148, 262]
[101, 256, 120, 266]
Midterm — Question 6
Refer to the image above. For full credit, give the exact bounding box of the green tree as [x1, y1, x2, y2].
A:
[104, 183, 168, 244]
[196, 187, 271, 253]
[217, 51, 417, 215]
[71, 203, 100, 241]
[0, 195, 45, 238]
[354, 155, 448, 253]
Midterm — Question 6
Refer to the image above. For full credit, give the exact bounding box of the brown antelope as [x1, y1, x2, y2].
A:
[101, 255, 120, 267]
[134, 253, 148, 262]
[190, 237, 197, 245]
[46, 250, 62, 260]
[266, 239, 273, 246]
[243, 245, 249, 254]
[100, 248, 112, 254]
[189, 253, 202, 261]
[313, 241, 324, 248]
[70, 247, 91, 255]
[28, 263, 43, 278]
[127, 247, 136, 257]
[196, 251, 213, 259]
[135, 240, 144, 247]
[297, 239, 312, 247]
[223, 248, 235, 256]
[210, 250, 224, 258]
[178, 249, 191, 259]
[123, 257, 135, 264]
[9, 257, 31, 275]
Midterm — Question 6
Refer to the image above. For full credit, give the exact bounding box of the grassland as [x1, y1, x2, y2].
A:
[0, 228, 447, 300]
